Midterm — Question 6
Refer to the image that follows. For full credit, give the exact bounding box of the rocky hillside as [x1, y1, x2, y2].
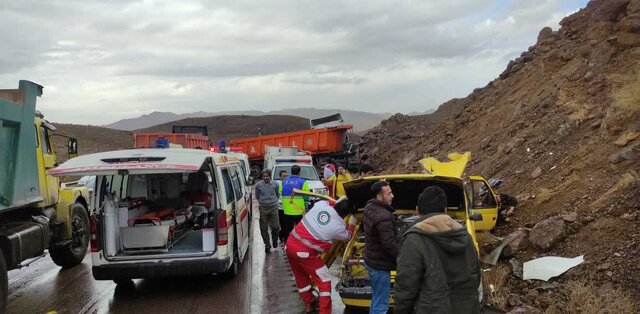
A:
[360, 0, 640, 312]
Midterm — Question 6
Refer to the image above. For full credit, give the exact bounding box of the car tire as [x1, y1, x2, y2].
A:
[0, 250, 8, 313]
[50, 203, 90, 268]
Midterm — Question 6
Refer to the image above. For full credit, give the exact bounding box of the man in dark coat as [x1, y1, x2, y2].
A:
[363, 180, 398, 314]
[394, 186, 481, 314]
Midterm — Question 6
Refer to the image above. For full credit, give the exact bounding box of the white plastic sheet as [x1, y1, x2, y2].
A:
[523, 255, 584, 281]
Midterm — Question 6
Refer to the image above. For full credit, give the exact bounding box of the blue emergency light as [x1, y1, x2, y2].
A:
[155, 138, 170, 148]
[218, 140, 227, 153]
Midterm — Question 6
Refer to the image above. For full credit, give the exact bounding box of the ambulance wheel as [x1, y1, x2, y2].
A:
[50, 203, 90, 268]
[0, 250, 8, 313]
[223, 235, 240, 278]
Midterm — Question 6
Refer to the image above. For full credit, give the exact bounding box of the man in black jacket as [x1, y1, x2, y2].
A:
[363, 180, 398, 314]
[394, 186, 481, 314]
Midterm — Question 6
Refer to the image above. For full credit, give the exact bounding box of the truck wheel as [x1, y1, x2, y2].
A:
[250, 165, 261, 178]
[0, 250, 7, 313]
[50, 203, 90, 268]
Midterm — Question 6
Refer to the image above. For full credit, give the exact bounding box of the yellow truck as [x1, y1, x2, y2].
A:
[0, 81, 92, 311]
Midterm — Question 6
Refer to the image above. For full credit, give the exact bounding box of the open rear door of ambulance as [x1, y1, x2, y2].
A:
[48, 148, 211, 177]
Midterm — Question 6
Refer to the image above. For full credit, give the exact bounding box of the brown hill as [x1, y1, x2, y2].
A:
[50, 124, 132, 163]
[360, 0, 640, 311]
[50, 115, 310, 162]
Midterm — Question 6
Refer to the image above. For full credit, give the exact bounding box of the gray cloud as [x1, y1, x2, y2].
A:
[0, 0, 588, 124]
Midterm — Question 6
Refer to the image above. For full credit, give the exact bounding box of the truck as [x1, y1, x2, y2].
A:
[133, 125, 210, 149]
[0, 81, 93, 311]
[229, 115, 358, 175]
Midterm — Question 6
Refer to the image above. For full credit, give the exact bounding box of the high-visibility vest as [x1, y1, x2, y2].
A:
[279, 175, 309, 215]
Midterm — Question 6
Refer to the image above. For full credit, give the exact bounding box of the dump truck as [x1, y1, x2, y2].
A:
[0, 81, 92, 311]
[133, 125, 210, 149]
[229, 114, 359, 175]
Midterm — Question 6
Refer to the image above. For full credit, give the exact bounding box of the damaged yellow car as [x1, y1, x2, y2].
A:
[332, 152, 499, 308]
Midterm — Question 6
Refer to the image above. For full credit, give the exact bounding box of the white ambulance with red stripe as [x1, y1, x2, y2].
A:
[49, 148, 251, 282]
[264, 146, 328, 195]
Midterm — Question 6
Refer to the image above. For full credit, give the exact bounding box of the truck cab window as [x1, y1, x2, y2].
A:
[40, 126, 52, 155]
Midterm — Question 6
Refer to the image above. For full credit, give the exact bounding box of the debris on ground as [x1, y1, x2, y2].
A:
[523, 255, 584, 281]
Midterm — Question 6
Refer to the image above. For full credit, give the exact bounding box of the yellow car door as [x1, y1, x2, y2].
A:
[468, 176, 499, 230]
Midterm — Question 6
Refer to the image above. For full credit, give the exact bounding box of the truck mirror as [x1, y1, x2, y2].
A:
[68, 138, 78, 159]
[246, 176, 255, 186]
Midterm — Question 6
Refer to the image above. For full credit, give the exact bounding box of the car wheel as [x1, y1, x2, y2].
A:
[50, 203, 90, 268]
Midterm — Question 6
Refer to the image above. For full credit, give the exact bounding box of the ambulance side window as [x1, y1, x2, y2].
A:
[110, 174, 129, 200]
[238, 162, 248, 183]
[230, 168, 244, 201]
[221, 168, 234, 204]
[99, 176, 112, 205]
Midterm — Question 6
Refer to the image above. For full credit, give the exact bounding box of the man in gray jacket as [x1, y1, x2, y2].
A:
[394, 186, 481, 313]
[255, 169, 280, 253]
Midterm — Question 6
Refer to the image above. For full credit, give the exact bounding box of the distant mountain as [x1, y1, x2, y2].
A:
[103, 109, 391, 132]
[407, 108, 436, 116]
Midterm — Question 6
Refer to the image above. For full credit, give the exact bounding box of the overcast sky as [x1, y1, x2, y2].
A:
[1, 0, 589, 125]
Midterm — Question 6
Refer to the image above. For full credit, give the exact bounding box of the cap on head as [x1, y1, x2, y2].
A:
[417, 186, 447, 214]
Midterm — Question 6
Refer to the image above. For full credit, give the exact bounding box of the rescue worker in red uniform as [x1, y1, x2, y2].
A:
[286, 198, 357, 313]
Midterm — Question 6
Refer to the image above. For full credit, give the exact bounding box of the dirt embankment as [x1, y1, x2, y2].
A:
[360, 0, 640, 312]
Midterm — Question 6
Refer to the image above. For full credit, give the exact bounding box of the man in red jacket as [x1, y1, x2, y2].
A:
[286, 198, 357, 313]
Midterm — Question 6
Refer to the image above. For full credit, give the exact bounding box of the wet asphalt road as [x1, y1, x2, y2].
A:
[7, 214, 264, 314]
[6, 196, 342, 314]
[6, 204, 498, 314]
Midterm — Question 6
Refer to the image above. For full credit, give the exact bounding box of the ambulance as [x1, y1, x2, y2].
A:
[264, 146, 328, 196]
[49, 148, 252, 282]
